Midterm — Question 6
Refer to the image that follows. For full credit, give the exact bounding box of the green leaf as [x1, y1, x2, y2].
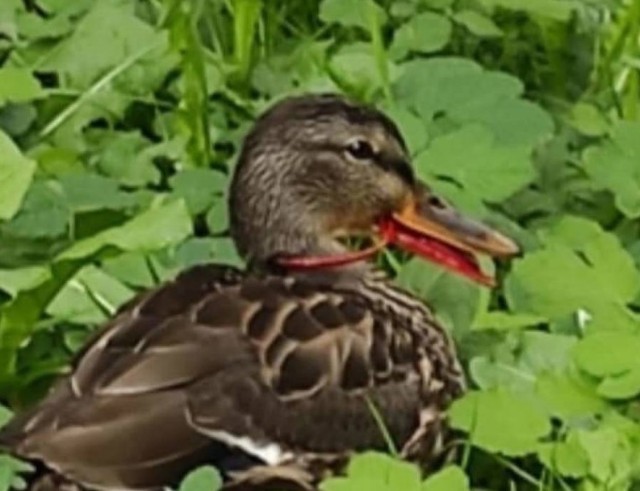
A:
[0, 266, 51, 297]
[415, 125, 534, 206]
[583, 121, 640, 218]
[169, 169, 226, 216]
[536, 372, 606, 419]
[576, 428, 630, 484]
[93, 131, 160, 187]
[449, 389, 551, 456]
[1, 181, 70, 239]
[568, 102, 609, 137]
[39, 0, 172, 90]
[329, 43, 396, 99]
[46, 265, 135, 324]
[453, 10, 502, 37]
[574, 332, 640, 399]
[472, 311, 545, 331]
[58, 173, 135, 213]
[0, 130, 36, 221]
[59, 199, 192, 260]
[421, 466, 469, 491]
[397, 258, 484, 336]
[0, 68, 44, 105]
[178, 466, 222, 491]
[506, 216, 640, 332]
[394, 58, 553, 146]
[389, 12, 452, 59]
[319, 0, 386, 31]
[321, 452, 421, 491]
[479, 0, 577, 22]
[537, 432, 589, 478]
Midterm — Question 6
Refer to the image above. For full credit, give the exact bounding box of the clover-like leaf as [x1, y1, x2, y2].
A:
[169, 169, 226, 216]
[394, 58, 553, 146]
[421, 466, 469, 491]
[319, 0, 386, 31]
[449, 389, 551, 456]
[321, 452, 422, 491]
[389, 12, 452, 59]
[178, 466, 222, 491]
[0, 68, 43, 105]
[574, 332, 640, 399]
[506, 216, 640, 332]
[583, 121, 640, 218]
[415, 125, 534, 210]
[453, 10, 502, 37]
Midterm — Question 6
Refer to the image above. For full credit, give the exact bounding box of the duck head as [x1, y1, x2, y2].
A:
[229, 94, 518, 286]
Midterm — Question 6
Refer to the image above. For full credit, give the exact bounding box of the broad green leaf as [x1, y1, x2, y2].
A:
[577, 428, 631, 484]
[415, 125, 534, 206]
[0, 266, 51, 297]
[537, 433, 589, 478]
[449, 389, 551, 455]
[479, 0, 577, 21]
[39, 0, 172, 90]
[1, 181, 70, 238]
[169, 169, 226, 215]
[0, 68, 43, 105]
[178, 466, 222, 491]
[59, 200, 192, 260]
[453, 10, 502, 37]
[568, 102, 609, 137]
[0, 131, 36, 221]
[574, 332, 640, 399]
[46, 265, 135, 324]
[583, 121, 640, 217]
[58, 173, 135, 213]
[383, 105, 429, 155]
[93, 131, 160, 187]
[329, 43, 396, 99]
[506, 217, 640, 332]
[469, 332, 575, 391]
[389, 12, 452, 59]
[421, 466, 469, 491]
[536, 372, 606, 419]
[397, 258, 484, 337]
[574, 332, 640, 378]
[319, 0, 386, 31]
[321, 452, 421, 491]
[472, 311, 545, 331]
[102, 252, 157, 289]
[394, 58, 553, 146]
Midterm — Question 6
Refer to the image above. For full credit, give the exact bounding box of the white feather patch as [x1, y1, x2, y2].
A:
[204, 429, 293, 466]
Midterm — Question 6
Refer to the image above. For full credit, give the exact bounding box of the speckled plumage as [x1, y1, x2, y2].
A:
[0, 94, 469, 491]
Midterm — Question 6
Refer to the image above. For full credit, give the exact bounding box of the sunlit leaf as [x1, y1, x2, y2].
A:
[449, 389, 551, 455]
[0, 131, 36, 221]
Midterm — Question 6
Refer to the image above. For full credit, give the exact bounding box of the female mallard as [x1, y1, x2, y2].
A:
[0, 94, 518, 491]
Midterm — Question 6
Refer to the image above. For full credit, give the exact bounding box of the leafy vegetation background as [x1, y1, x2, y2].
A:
[0, 0, 639, 489]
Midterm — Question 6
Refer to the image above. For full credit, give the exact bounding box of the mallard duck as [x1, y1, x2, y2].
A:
[0, 94, 518, 491]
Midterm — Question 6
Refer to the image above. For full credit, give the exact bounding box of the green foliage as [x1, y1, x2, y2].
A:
[0, 0, 639, 490]
[178, 466, 222, 491]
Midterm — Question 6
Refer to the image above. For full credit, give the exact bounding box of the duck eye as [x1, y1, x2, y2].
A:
[345, 139, 375, 161]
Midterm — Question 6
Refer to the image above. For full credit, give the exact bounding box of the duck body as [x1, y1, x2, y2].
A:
[2, 262, 463, 490]
[0, 94, 517, 490]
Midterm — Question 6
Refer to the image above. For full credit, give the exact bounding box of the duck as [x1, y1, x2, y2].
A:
[0, 94, 518, 491]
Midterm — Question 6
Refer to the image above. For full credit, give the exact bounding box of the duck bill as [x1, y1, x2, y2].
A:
[379, 193, 519, 287]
